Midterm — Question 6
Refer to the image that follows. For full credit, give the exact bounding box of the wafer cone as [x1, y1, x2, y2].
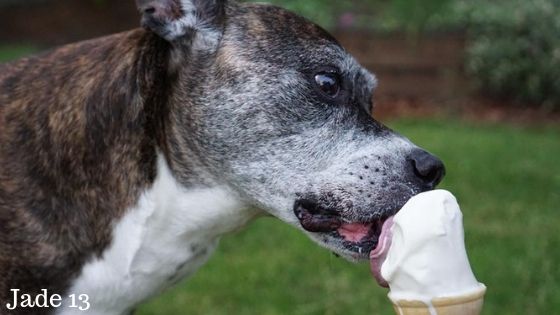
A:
[389, 285, 486, 315]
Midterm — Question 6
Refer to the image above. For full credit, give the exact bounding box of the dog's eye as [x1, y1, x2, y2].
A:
[314, 72, 341, 97]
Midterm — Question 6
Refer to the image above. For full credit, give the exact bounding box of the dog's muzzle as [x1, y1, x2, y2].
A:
[292, 149, 445, 255]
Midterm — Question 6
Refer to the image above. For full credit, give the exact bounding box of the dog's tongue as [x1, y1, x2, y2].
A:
[336, 217, 395, 287]
[369, 216, 394, 288]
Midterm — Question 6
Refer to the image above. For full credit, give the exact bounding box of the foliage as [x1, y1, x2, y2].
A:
[255, 0, 350, 29]
[251, 0, 453, 31]
[460, 0, 560, 109]
[377, 0, 452, 34]
[0, 46, 36, 63]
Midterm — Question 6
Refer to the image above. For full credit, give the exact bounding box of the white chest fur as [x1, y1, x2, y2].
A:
[57, 156, 260, 315]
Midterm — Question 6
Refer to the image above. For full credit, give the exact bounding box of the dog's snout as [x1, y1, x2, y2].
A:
[409, 149, 446, 188]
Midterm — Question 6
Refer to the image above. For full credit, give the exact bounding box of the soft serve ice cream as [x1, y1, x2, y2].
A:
[370, 190, 485, 308]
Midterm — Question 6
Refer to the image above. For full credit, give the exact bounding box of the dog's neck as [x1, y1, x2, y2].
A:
[59, 154, 261, 315]
[56, 32, 264, 313]
[0, 28, 255, 306]
[58, 42, 264, 311]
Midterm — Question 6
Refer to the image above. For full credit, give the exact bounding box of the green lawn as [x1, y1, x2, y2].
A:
[2, 47, 559, 315]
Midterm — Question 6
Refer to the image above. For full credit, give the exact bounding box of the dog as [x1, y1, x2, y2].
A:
[0, 0, 445, 314]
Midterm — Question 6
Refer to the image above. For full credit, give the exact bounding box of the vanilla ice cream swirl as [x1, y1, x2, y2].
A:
[381, 190, 484, 301]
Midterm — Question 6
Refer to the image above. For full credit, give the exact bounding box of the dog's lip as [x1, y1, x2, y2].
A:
[294, 200, 395, 236]
[293, 198, 405, 257]
[294, 201, 343, 233]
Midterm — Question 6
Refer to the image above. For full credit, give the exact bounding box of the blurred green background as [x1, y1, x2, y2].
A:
[1, 0, 559, 314]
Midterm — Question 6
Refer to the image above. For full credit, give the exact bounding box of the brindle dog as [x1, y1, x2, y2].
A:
[0, 0, 444, 314]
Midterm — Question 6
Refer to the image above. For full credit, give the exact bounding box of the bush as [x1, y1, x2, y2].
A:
[247, 0, 349, 28]
[252, 0, 453, 31]
[463, 0, 560, 109]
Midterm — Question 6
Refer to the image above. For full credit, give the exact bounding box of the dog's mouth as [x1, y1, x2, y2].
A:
[333, 218, 391, 255]
[293, 199, 399, 259]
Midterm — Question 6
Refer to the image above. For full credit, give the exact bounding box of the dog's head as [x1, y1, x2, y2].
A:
[138, 0, 445, 261]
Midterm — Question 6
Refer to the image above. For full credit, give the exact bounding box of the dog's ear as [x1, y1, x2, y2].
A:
[136, 0, 227, 52]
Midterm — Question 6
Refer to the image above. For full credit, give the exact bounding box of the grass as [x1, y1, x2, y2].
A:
[2, 47, 559, 315]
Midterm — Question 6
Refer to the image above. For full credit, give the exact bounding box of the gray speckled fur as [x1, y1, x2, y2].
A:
[153, 2, 432, 260]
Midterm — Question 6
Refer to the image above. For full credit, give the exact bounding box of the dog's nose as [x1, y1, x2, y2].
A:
[409, 149, 446, 188]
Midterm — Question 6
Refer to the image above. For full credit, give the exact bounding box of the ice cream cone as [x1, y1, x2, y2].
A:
[389, 285, 486, 315]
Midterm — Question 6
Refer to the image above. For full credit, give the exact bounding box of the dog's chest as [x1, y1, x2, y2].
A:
[57, 156, 259, 315]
